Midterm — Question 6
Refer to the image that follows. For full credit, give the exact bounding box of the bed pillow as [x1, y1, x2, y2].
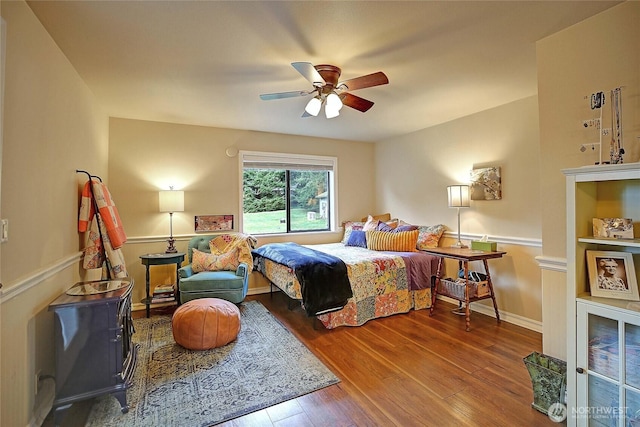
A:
[191, 248, 239, 272]
[376, 221, 394, 232]
[363, 215, 398, 232]
[360, 213, 391, 222]
[365, 230, 419, 252]
[393, 224, 418, 232]
[396, 221, 445, 249]
[385, 218, 399, 230]
[342, 221, 365, 244]
[415, 224, 446, 249]
[345, 230, 367, 248]
[363, 215, 382, 231]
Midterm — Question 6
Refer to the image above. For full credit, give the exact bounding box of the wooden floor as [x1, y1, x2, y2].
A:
[46, 292, 561, 426]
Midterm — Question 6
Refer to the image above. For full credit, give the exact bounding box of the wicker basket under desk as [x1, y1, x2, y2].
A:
[438, 278, 490, 300]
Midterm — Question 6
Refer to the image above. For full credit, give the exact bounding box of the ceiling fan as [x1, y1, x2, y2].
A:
[259, 62, 389, 119]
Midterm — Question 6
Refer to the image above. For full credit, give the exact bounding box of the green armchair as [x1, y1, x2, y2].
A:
[178, 235, 250, 304]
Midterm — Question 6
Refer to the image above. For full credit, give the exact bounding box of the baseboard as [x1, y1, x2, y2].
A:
[248, 286, 272, 295]
[131, 286, 274, 311]
[247, 287, 542, 332]
[130, 287, 541, 333]
[132, 301, 177, 312]
[437, 295, 542, 333]
[247, 287, 542, 333]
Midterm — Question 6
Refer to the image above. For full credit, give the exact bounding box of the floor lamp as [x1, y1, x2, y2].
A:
[159, 187, 184, 253]
[447, 185, 470, 248]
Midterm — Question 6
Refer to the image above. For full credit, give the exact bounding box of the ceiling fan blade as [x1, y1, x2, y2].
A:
[291, 62, 326, 87]
[260, 90, 311, 101]
[341, 93, 375, 113]
[338, 71, 389, 91]
[301, 110, 313, 118]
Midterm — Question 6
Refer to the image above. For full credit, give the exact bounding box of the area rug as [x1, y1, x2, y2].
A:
[86, 300, 339, 426]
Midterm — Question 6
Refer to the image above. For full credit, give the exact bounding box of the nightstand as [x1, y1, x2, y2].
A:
[140, 252, 185, 317]
[421, 246, 506, 331]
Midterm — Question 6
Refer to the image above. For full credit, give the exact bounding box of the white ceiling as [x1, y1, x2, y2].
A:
[26, 0, 619, 142]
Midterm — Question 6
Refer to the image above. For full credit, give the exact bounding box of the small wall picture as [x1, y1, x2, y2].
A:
[195, 215, 234, 232]
[470, 166, 502, 200]
[587, 250, 639, 301]
[592, 218, 634, 239]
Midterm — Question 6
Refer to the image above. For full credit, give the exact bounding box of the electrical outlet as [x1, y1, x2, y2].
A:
[0, 219, 7, 243]
[35, 370, 41, 394]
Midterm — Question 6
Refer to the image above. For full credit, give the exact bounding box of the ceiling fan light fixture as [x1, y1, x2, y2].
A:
[325, 104, 340, 119]
[326, 92, 343, 111]
[259, 62, 388, 118]
[305, 96, 322, 116]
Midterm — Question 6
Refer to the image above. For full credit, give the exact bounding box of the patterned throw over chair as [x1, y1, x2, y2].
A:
[178, 234, 256, 304]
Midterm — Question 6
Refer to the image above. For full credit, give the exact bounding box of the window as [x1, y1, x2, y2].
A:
[240, 151, 337, 235]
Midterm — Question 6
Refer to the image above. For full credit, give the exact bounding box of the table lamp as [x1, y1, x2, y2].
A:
[447, 185, 470, 248]
[159, 187, 184, 253]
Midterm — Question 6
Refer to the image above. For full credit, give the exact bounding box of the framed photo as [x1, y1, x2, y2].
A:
[195, 215, 234, 232]
[587, 250, 639, 301]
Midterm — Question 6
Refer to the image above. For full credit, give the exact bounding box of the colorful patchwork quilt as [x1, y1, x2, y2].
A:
[253, 243, 439, 328]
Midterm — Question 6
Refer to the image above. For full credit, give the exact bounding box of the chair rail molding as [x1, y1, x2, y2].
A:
[443, 231, 542, 248]
[535, 255, 567, 272]
[0, 252, 82, 303]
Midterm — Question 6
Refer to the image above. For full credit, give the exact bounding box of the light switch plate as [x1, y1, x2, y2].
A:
[1, 219, 8, 242]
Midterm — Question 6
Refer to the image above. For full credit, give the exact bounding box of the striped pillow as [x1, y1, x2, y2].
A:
[365, 230, 419, 252]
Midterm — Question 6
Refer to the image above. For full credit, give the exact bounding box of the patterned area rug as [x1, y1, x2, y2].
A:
[86, 300, 339, 426]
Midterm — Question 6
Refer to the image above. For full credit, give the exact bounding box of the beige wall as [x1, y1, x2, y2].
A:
[375, 96, 544, 326]
[107, 118, 376, 305]
[0, 1, 109, 426]
[537, 1, 640, 358]
[2, 1, 638, 424]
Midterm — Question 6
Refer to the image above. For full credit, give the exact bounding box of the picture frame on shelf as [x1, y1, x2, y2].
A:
[587, 250, 639, 301]
[592, 218, 634, 239]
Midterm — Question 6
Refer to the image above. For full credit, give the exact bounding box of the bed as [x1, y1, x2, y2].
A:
[252, 219, 445, 328]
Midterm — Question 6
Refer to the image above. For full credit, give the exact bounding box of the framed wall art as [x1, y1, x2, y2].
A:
[195, 215, 234, 232]
[586, 250, 639, 301]
[470, 166, 502, 200]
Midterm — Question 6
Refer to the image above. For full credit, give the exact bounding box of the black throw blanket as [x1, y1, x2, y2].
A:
[252, 242, 353, 316]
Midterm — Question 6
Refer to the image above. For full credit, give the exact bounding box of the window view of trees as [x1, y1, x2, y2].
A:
[243, 169, 330, 234]
[243, 170, 286, 213]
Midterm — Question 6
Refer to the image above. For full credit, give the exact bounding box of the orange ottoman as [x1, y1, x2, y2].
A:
[172, 298, 241, 350]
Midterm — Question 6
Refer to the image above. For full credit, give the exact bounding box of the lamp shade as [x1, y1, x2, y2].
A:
[159, 190, 184, 213]
[325, 106, 340, 119]
[305, 97, 322, 116]
[326, 92, 343, 111]
[447, 185, 470, 208]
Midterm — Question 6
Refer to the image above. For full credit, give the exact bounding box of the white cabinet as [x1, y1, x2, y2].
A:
[576, 299, 640, 426]
[564, 163, 640, 427]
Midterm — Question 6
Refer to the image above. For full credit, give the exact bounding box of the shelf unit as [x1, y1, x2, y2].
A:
[564, 163, 640, 426]
[576, 299, 640, 426]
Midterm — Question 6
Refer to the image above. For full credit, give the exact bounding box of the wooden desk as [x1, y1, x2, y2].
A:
[422, 247, 506, 331]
